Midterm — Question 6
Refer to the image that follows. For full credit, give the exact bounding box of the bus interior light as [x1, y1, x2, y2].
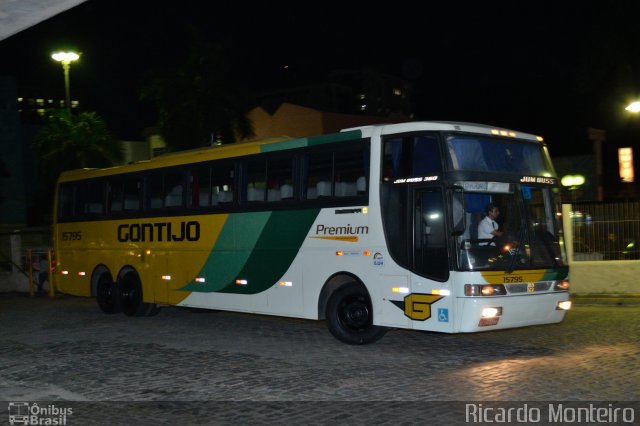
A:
[556, 300, 572, 310]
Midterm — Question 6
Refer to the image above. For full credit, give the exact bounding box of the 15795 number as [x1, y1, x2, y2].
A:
[503, 276, 523, 283]
[61, 231, 82, 241]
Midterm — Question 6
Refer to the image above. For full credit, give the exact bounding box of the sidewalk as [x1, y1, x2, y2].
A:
[571, 294, 640, 306]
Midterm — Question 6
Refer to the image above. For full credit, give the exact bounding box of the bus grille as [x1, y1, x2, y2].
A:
[506, 281, 553, 294]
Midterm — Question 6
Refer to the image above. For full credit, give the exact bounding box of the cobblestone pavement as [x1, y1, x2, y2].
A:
[0, 293, 639, 425]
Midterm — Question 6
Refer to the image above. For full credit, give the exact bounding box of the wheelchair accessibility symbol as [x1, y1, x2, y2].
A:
[438, 308, 449, 322]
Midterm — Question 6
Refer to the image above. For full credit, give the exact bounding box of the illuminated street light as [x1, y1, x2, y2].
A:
[561, 174, 585, 206]
[625, 101, 640, 112]
[51, 51, 79, 111]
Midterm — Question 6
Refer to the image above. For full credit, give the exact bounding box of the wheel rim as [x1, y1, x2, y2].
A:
[338, 295, 371, 331]
[120, 274, 139, 310]
[98, 277, 114, 306]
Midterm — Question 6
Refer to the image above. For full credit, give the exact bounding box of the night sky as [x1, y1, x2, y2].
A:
[2, 1, 640, 160]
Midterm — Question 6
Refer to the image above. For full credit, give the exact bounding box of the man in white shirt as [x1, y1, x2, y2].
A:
[478, 203, 503, 244]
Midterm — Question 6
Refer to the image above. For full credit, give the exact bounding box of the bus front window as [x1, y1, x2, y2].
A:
[457, 186, 565, 271]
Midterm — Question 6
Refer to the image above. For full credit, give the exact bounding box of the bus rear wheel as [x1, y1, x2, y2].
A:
[119, 272, 160, 317]
[96, 273, 121, 314]
[325, 282, 387, 344]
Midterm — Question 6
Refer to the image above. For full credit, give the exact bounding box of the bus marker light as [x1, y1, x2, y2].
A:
[77, 271, 86, 276]
[392, 287, 409, 294]
[235, 279, 248, 285]
[279, 281, 293, 287]
[195, 277, 206, 283]
[481, 307, 502, 318]
[362, 207, 368, 214]
[432, 289, 450, 296]
[363, 251, 371, 256]
[554, 280, 570, 291]
[61, 270, 69, 275]
[556, 300, 572, 310]
[146, 249, 151, 255]
[162, 275, 172, 281]
[336, 251, 343, 256]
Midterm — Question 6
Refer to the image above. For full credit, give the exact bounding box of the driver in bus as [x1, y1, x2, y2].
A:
[478, 203, 503, 245]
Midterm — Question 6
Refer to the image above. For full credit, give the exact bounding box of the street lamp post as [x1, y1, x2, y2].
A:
[51, 51, 79, 111]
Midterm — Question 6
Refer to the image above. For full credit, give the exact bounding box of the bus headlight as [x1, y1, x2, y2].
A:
[465, 284, 507, 296]
[556, 300, 572, 310]
[481, 307, 503, 318]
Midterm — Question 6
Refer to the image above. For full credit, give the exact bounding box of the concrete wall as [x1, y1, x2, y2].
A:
[562, 204, 640, 295]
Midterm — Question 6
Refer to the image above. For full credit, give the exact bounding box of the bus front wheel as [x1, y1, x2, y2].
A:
[325, 283, 387, 344]
[119, 272, 160, 317]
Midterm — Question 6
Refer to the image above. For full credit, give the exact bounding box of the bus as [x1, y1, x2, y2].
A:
[53, 121, 571, 344]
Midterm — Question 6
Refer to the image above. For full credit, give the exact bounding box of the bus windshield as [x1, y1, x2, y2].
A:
[447, 135, 553, 175]
[457, 184, 566, 272]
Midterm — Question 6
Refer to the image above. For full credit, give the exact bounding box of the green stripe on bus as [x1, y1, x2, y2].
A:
[180, 212, 272, 292]
[218, 208, 320, 294]
[180, 209, 320, 294]
[542, 266, 569, 281]
[260, 130, 363, 153]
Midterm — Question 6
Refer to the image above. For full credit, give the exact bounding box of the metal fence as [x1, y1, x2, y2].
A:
[570, 202, 640, 261]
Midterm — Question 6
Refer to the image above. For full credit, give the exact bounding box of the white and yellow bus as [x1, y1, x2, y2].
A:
[53, 121, 571, 344]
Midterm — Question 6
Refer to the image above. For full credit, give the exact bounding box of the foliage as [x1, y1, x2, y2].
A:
[140, 35, 255, 151]
[34, 109, 123, 184]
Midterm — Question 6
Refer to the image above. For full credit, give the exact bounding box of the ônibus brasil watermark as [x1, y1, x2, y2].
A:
[7, 402, 73, 425]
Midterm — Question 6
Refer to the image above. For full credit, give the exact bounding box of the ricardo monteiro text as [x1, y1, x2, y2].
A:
[117, 221, 200, 242]
[465, 403, 635, 423]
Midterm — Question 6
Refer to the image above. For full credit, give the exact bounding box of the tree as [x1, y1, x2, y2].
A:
[140, 36, 254, 151]
[32, 109, 123, 224]
[34, 109, 123, 184]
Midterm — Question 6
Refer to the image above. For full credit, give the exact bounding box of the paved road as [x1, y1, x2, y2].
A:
[0, 294, 638, 425]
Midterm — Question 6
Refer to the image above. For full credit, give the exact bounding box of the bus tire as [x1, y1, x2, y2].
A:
[119, 272, 158, 317]
[96, 274, 121, 314]
[325, 282, 387, 345]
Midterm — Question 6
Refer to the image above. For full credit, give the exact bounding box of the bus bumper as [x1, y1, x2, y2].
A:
[456, 292, 570, 332]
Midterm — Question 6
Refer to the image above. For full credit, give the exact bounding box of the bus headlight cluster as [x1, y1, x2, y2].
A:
[464, 284, 507, 296]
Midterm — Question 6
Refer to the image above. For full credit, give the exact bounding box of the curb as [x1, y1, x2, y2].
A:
[571, 295, 640, 306]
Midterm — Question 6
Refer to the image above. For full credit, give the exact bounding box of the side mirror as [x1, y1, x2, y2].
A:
[451, 187, 465, 236]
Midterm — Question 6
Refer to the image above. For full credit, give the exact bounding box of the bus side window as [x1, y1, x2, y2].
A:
[58, 183, 75, 219]
[245, 157, 266, 202]
[164, 170, 184, 208]
[266, 155, 294, 202]
[212, 161, 234, 204]
[123, 177, 141, 211]
[108, 179, 124, 213]
[189, 167, 211, 207]
[302, 151, 332, 199]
